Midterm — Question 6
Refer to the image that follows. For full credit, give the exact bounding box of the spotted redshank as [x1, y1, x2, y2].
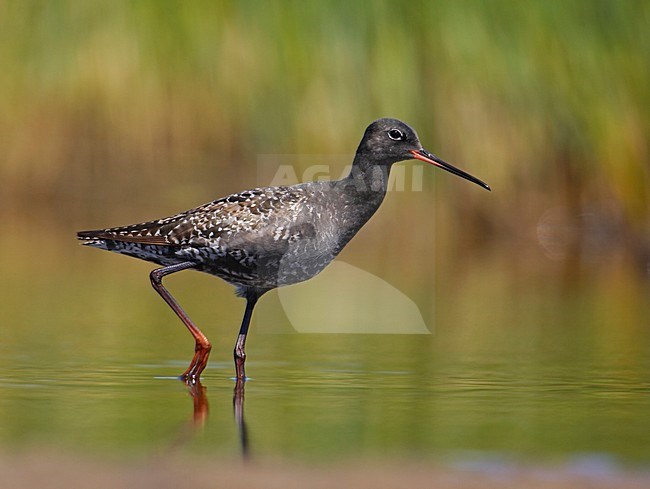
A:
[78, 118, 490, 383]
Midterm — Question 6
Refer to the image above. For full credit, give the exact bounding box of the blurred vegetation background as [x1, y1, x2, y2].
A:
[0, 1, 649, 467]
[0, 0, 648, 293]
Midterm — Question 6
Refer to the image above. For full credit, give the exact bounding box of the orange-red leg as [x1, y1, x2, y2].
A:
[150, 262, 212, 384]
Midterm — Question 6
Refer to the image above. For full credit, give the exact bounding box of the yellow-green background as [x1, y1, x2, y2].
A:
[0, 0, 648, 473]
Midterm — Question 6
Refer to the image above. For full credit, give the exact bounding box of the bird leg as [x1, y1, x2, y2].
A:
[233, 294, 259, 381]
[150, 262, 212, 384]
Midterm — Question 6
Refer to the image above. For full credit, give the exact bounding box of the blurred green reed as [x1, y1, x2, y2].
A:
[0, 0, 647, 280]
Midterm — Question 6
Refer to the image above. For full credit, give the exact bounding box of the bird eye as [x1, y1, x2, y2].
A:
[387, 129, 405, 141]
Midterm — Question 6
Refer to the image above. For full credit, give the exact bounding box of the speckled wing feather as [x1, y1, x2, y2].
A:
[169, 187, 313, 248]
[76, 213, 188, 245]
[77, 186, 326, 288]
[78, 187, 308, 245]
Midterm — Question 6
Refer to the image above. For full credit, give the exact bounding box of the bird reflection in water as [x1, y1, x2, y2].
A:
[232, 378, 249, 459]
[173, 378, 250, 460]
[187, 380, 209, 428]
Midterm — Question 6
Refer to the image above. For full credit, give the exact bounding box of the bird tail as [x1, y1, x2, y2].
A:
[77, 229, 108, 246]
[76, 223, 171, 246]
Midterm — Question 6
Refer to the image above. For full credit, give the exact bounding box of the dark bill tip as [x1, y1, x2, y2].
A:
[409, 149, 491, 191]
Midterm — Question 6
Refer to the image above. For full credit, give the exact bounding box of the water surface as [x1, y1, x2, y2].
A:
[1, 233, 649, 473]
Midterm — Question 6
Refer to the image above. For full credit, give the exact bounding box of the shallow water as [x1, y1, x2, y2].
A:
[1, 232, 649, 472]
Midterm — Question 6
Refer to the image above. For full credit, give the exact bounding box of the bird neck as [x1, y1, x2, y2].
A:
[333, 154, 392, 214]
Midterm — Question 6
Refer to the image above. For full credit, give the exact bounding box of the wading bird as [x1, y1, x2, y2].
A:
[78, 118, 490, 383]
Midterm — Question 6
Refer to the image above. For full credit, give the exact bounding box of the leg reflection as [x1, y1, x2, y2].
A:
[187, 380, 209, 428]
[168, 378, 209, 451]
[169, 377, 250, 460]
[233, 378, 249, 460]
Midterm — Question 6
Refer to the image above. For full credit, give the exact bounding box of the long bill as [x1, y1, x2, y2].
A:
[409, 149, 491, 191]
